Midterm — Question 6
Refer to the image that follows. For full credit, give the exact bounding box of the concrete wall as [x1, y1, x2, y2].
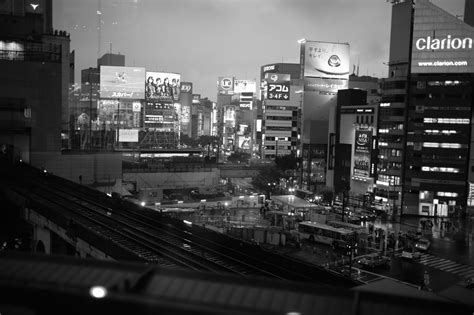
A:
[124, 168, 220, 190]
[30, 152, 122, 184]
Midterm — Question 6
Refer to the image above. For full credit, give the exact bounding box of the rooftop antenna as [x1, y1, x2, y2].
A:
[357, 58, 360, 76]
[97, 0, 102, 58]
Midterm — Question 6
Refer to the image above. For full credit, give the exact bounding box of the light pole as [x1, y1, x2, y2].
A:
[275, 137, 279, 158]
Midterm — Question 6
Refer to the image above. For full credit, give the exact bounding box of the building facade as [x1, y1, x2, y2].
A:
[376, 0, 474, 218]
[0, 0, 72, 163]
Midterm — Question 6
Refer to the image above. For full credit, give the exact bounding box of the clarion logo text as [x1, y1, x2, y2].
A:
[415, 35, 473, 50]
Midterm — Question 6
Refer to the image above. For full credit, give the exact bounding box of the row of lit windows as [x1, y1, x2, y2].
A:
[421, 166, 460, 173]
[424, 129, 458, 135]
[427, 80, 470, 87]
[419, 106, 471, 111]
[422, 142, 468, 149]
[423, 118, 470, 124]
[377, 175, 401, 186]
[437, 192, 459, 197]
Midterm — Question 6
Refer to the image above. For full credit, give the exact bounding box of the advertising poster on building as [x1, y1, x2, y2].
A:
[353, 129, 372, 178]
[192, 94, 201, 104]
[238, 136, 251, 150]
[117, 129, 139, 142]
[145, 72, 181, 102]
[181, 105, 190, 123]
[267, 82, 290, 100]
[180, 82, 192, 94]
[304, 77, 348, 93]
[411, 1, 474, 74]
[97, 99, 137, 130]
[302, 41, 350, 79]
[217, 76, 234, 95]
[234, 80, 257, 93]
[100, 66, 145, 99]
[144, 102, 175, 128]
[223, 105, 236, 127]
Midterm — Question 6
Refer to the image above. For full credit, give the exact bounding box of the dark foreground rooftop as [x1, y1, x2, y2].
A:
[0, 252, 471, 315]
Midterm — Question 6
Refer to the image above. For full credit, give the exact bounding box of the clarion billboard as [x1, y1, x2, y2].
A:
[411, 0, 474, 74]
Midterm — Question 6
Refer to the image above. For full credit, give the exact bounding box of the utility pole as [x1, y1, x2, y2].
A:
[341, 190, 346, 222]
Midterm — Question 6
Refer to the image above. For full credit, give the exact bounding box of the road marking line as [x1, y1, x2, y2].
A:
[419, 254, 430, 259]
[461, 270, 474, 278]
[424, 259, 451, 267]
[457, 269, 474, 277]
[419, 257, 437, 264]
[431, 261, 457, 269]
[422, 258, 447, 265]
[444, 265, 467, 272]
[452, 268, 470, 275]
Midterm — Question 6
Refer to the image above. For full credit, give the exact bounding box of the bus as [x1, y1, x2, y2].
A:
[327, 220, 369, 247]
[298, 221, 356, 248]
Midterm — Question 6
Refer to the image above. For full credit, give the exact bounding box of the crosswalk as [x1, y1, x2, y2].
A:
[395, 252, 474, 278]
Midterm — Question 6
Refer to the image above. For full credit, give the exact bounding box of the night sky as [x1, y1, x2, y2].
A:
[53, 0, 466, 99]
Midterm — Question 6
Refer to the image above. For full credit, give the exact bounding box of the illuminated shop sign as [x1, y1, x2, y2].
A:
[415, 35, 472, 51]
[217, 77, 234, 95]
[267, 82, 290, 100]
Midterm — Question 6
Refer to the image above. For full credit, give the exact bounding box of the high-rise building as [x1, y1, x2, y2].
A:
[327, 89, 378, 195]
[376, 0, 474, 218]
[0, 0, 72, 163]
[299, 40, 350, 191]
[259, 64, 302, 160]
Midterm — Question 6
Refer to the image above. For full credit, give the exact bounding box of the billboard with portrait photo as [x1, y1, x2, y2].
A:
[145, 72, 181, 102]
[100, 66, 145, 99]
[302, 41, 350, 79]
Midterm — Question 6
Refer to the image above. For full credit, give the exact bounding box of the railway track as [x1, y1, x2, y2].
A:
[2, 163, 358, 286]
[33, 182, 286, 279]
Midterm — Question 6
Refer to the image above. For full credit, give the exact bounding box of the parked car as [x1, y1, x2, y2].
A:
[357, 253, 391, 269]
[415, 238, 431, 251]
[401, 247, 422, 260]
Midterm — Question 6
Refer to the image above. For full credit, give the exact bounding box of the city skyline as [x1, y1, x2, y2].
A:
[53, 0, 465, 99]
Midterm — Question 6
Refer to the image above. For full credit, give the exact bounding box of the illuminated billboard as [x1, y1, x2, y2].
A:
[238, 136, 251, 150]
[217, 77, 234, 95]
[118, 129, 139, 142]
[192, 94, 201, 104]
[97, 99, 139, 130]
[145, 72, 181, 102]
[181, 105, 190, 123]
[144, 102, 176, 128]
[180, 82, 193, 94]
[411, 0, 474, 74]
[304, 77, 348, 93]
[234, 80, 257, 93]
[100, 66, 145, 99]
[267, 82, 290, 100]
[264, 73, 290, 83]
[353, 129, 372, 178]
[302, 41, 350, 79]
[223, 105, 236, 127]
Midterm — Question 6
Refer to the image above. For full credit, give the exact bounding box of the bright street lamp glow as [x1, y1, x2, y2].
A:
[89, 286, 107, 299]
[140, 201, 145, 206]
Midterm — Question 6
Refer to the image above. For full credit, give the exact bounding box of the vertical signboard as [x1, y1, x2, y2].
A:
[353, 129, 372, 178]
[217, 77, 234, 95]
